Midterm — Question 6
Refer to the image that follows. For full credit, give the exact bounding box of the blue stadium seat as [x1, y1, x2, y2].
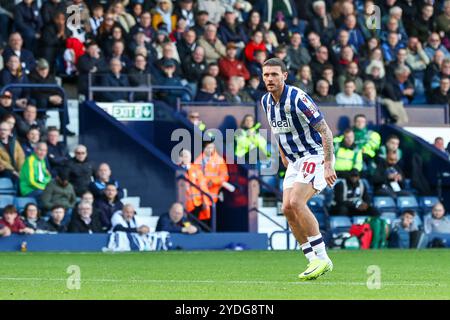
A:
[314, 211, 329, 231]
[352, 216, 369, 225]
[419, 196, 440, 215]
[396, 195, 420, 213]
[414, 214, 423, 228]
[380, 211, 398, 225]
[0, 178, 16, 195]
[373, 196, 397, 212]
[329, 216, 352, 233]
[308, 195, 324, 211]
[361, 178, 373, 196]
[14, 197, 38, 213]
[0, 195, 15, 212]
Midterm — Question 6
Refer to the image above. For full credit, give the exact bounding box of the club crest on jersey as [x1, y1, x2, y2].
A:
[270, 118, 292, 133]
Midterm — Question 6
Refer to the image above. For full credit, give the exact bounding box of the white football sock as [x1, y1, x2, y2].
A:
[300, 242, 317, 263]
[307, 234, 330, 261]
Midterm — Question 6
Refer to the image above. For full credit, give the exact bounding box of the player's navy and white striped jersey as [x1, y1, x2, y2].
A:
[261, 84, 324, 162]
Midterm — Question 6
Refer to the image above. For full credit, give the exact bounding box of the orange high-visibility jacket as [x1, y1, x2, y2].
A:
[183, 164, 212, 220]
[194, 151, 229, 203]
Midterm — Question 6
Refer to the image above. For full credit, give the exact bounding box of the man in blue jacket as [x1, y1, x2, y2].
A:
[100, 58, 130, 102]
[156, 202, 199, 234]
[2, 32, 36, 75]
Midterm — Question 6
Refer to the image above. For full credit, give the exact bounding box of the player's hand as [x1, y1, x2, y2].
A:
[324, 161, 337, 187]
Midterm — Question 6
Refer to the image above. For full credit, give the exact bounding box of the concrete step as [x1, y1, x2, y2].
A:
[138, 216, 160, 231]
[121, 196, 140, 209]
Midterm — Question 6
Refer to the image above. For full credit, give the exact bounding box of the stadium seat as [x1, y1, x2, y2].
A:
[380, 212, 398, 225]
[373, 196, 397, 213]
[396, 195, 420, 213]
[352, 216, 369, 225]
[329, 216, 352, 233]
[0, 178, 16, 195]
[419, 196, 440, 215]
[308, 195, 325, 211]
[14, 197, 38, 213]
[315, 211, 329, 231]
[0, 195, 15, 213]
[361, 179, 373, 196]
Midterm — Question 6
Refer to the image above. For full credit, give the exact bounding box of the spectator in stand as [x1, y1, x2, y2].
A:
[293, 65, 314, 95]
[373, 150, 408, 197]
[187, 111, 206, 131]
[333, 128, 363, 178]
[379, 134, 402, 161]
[257, 0, 297, 27]
[21, 127, 41, 157]
[193, 140, 229, 223]
[0, 121, 25, 183]
[129, 11, 155, 42]
[331, 30, 356, 65]
[77, 42, 108, 96]
[381, 32, 405, 63]
[223, 76, 254, 103]
[110, 0, 136, 34]
[286, 32, 311, 74]
[434, 137, 449, 156]
[111, 203, 151, 234]
[330, 169, 374, 216]
[45, 205, 67, 233]
[183, 46, 207, 94]
[195, 75, 225, 102]
[361, 80, 378, 106]
[383, 65, 415, 104]
[409, 4, 436, 44]
[244, 75, 265, 102]
[424, 202, 450, 235]
[41, 168, 76, 214]
[306, 31, 322, 58]
[68, 200, 103, 233]
[338, 62, 363, 94]
[389, 210, 423, 248]
[339, 14, 364, 50]
[65, 0, 91, 38]
[13, 0, 43, 51]
[99, 24, 125, 60]
[99, 58, 130, 102]
[2, 32, 36, 76]
[244, 30, 266, 63]
[151, 0, 177, 33]
[405, 37, 430, 74]
[424, 32, 450, 60]
[177, 29, 197, 62]
[312, 79, 336, 104]
[174, 0, 195, 28]
[40, 0, 66, 25]
[192, 10, 209, 37]
[19, 142, 51, 198]
[271, 13, 290, 45]
[156, 42, 182, 77]
[424, 51, 445, 99]
[310, 0, 336, 45]
[198, 23, 226, 65]
[156, 59, 189, 105]
[364, 60, 386, 93]
[46, 127, 69, 176]
[178, 149, 211, 223]
[108, 40, 132, 72]
[128, 54, 151, 102]
[89, 162, 123, 200]
[321, 64, 339, 95]
[235, 114, 268, 160]
[22, 202, 48, 232]
[67, 145, 95, 197]
[29, 59, 71, 135]
[0, 205, 34, 235]
[336, 79, 364, 106]
[39, 11, 68, 71]
[380, 15, 408, 47]
[429, 77, 450, 104]
[156, 202, 199, 234]
[243, 10, 264, 36]
[0, 91, 14, 120]
[436, 0, 450, 37]
[0, 54, 30, 109]
[247, 49, 267, 77]
[386, 48, 409, 79]
[89, 3, 104, 37]
[219, 42, 250, 82]
[94, 183, 124, 231]
[217, 9, 248, 50]
[310, 46, 330, 82]
[16, 104, 46, 140]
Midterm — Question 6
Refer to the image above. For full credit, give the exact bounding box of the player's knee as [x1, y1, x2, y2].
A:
[289, 197, 308, 214]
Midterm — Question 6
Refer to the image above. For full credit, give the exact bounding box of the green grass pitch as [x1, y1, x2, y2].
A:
[0, 250, 449, 300]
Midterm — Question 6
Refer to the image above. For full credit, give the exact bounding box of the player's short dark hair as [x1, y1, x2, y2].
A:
[354, 114, 366, 122]
[343, 128, 353, 135]
[51, 205, 66, 212]
[262, 58, 288, 73]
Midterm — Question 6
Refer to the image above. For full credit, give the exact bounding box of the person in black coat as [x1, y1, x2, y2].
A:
[99, 58, 130, 102]
[128, 54, 151, 101]
[46, 127, 70, 176]
[77, 42, 108, 96]
[40, 0, 66, 25]
[182, 47, 207, 83]
[373, 150, 409, 198]
[382, 66, 415, 104]
[38, 11, 69, 70]
[155, 202, 199, 234]
[429, 77, 450, 104]
[176, 29, 197, 62]
[0, 54, 30, 109]
[2, 32, 37, 75]
[68, 201, 103, 233]
[13, 0, 43, 51]
[94, 183, 124, 231]
[67, 145, 96, 197]
[45, 205, 68, 233]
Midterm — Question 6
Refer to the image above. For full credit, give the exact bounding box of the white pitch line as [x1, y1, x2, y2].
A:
[0, 277, 446, 287]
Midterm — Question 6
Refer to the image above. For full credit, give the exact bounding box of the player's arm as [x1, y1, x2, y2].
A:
[278, 144, 289, 168]
[312, 119, 337, 187]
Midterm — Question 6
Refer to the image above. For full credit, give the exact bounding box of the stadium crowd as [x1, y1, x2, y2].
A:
[1, 0, 450, 246]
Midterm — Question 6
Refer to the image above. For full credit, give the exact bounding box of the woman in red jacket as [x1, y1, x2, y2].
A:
[244, 30, 266, 62]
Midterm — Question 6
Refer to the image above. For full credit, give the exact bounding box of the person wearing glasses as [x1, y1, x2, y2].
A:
[67, 144, 95, 197]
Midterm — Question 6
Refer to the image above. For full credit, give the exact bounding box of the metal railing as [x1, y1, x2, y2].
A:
[0, 83, 69, 143]
[176, 173, 217, 232]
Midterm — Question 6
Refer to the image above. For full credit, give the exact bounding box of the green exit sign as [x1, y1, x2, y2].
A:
[98, 103, 154, 121]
